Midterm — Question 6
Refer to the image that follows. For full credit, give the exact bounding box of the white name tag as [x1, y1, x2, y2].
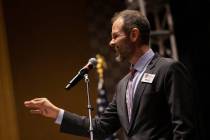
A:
[141, 73, 155, 83]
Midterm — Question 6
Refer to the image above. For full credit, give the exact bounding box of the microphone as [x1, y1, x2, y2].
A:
[65, 58, 97, 90]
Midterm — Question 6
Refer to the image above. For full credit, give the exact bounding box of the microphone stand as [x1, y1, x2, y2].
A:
[84, 74, 94, 140]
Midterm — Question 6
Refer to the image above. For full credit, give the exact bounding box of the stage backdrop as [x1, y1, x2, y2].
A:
[2, 0, 98, 140]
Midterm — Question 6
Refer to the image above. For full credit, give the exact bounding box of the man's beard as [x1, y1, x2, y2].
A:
[115, 44, 133, 63]
[115, 55, 121, 62]
[115, 50, 131, 62]
[114, 47, 123, 62]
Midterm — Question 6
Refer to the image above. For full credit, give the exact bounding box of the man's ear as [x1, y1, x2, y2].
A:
[129, 28, 140, 42]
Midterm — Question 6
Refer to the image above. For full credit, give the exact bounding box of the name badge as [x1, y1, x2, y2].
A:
[141, 73, 155, 83]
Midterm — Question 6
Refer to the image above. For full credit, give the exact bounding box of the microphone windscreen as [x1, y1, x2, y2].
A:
[88, 58, 97, 68]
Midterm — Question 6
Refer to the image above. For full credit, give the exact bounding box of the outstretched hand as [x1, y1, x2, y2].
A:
[24, 98, 60, 119]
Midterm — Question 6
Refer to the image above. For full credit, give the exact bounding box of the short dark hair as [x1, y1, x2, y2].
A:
[111, 10, 150, 45]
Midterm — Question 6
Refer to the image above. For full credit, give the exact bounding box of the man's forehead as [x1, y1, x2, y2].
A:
[112, 18, 124, 34]
[112, 18, 124, 28]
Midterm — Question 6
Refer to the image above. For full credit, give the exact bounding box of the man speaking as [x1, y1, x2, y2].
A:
[25, 9, 195, 140]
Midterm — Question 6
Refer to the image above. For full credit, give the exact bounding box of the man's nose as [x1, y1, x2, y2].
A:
[109, 39, 115, 48]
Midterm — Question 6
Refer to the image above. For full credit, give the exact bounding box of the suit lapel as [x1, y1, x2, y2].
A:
[128, 72, 147, 131]
[120, 74, 131, 134]
[128, 53, 160, 133]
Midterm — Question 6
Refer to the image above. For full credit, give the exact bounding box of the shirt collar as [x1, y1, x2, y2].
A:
[133, 48, 154, 72]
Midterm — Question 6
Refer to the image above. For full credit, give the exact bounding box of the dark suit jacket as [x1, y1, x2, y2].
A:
[60, 54, 195, 140]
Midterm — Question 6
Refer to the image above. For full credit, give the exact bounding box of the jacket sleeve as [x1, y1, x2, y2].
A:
[164, 61, 195, 140]
[60, 93, 121, 139]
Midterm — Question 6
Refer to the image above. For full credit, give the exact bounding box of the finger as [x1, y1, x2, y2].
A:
[24, 97, 46, 105]
[33, 98, 47, 101]
[30, 109, 42, 115]
[24, 101, 34, 107]
[24, 98, 41, 103]
[24, 101, 37, 107]
[24, 100, 45, 108]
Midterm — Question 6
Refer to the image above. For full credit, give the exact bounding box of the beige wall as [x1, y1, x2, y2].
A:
[2, 0, 98, 140]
